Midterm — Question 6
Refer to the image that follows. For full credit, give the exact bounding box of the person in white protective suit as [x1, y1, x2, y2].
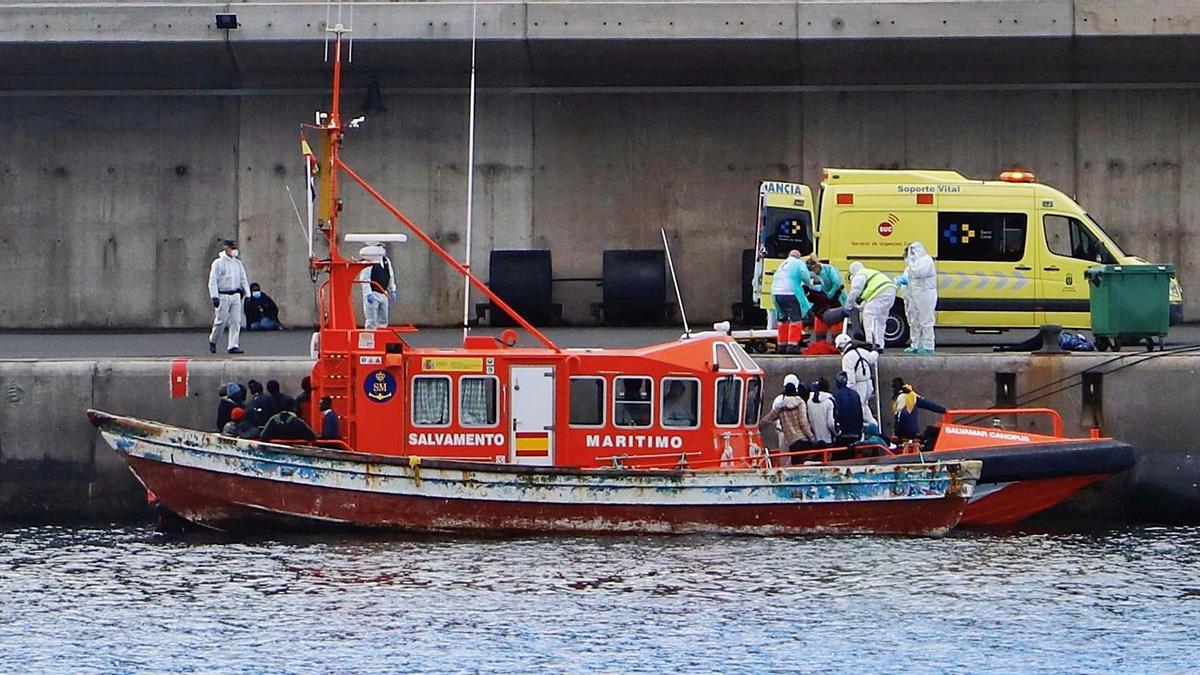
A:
[835, 333, 879, 427]
[896, 241, 938, 354]
[358, 243, 398, 329]
[207, 239, 251, 354]
[845, 261, 898, 350]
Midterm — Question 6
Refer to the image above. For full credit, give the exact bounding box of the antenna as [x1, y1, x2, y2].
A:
[661, 228, 691, 336]
[460, 0, 479, 343]
[284, 185, 309, 246]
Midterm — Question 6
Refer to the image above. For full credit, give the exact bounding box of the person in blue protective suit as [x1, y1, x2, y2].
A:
[891, 377, 948, 441]
[770, 249, 812, 354]
[895, 241, 938, 354]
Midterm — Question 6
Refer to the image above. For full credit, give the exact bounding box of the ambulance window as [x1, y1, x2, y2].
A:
[614, 376, 653, 428]
[1044, 215, 1116, 264]
[715, 377, 743, 426]
[569, 377, 605, 427]
[412, 376, 451, 426]
[937, 212, 1027, 262]
[761, 207, 814, 258]
[713, 343, 739, 372]
[459, 376, 498, 427]
[661, 378, 700, 429]
[744, 376, 763, 426]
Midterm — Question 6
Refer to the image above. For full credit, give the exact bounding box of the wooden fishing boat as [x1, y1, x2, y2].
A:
[84, 22, 984, 536]
[88, 410, 980, 535]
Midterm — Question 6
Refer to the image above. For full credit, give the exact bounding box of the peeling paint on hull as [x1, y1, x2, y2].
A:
[89, 410, 980, 536]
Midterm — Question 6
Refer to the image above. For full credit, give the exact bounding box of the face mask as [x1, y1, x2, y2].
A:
[231, 249, 239, 258]
[252, 291, 262, 299]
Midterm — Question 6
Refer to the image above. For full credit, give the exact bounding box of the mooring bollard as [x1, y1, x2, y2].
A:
[1033, 324, 1066, 354]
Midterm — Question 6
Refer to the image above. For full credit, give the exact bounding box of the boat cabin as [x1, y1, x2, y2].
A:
[310, 327, 767, 469]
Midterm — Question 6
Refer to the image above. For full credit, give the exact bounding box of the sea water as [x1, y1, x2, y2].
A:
[1, 525, 1197, 673]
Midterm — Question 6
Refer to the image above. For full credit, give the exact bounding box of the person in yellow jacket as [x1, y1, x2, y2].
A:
[845, 261, 897, 350]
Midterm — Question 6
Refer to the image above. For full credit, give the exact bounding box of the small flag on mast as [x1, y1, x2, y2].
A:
[301, 136, 318, 257]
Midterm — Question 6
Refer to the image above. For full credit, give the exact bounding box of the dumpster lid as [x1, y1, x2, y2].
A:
[1086, 264, 1175, 275]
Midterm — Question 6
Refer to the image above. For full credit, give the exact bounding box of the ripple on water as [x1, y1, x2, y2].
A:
[1, 525, 1198, 673]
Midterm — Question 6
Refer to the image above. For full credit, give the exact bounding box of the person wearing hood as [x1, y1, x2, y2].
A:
[892, 377, 947, 441]
[844, 261, 897, 350]
[758, 374, 815, 464]
[244, 282, 284, 331]
[216, 382, 246, 430]
[856, 422, 894, 457]
[835, 333, 879, 427]
[769, 250, 813, 354]
[831, 371, 864, 454]
[207, 239, 252, 354]
[358, 243, 398, 329]
[806, 377, 837, 445]
[895, 242, 938, 354]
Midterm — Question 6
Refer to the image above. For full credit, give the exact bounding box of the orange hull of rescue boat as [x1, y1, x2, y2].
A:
[960, 474, 1109, 526]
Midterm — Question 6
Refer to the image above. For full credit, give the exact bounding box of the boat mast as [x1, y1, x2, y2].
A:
[460, 0, 480, 344]
[309, 11, 561, 351]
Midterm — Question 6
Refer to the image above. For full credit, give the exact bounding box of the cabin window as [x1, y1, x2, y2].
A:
[730, 341, 759, 372]
[569, 377, 605, 427]
[937, 212, 1027, 262]
[459, 376, 498, 427]
[744, 376, 763, 426]
[660, 377, 700, 429]
[412, 376, 451, 426]
[713, 343, 739, 372]
[614, 376, 653, 428]
[715, 377, 742, 426]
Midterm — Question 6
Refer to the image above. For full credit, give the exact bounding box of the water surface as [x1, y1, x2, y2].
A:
[1, 525, 1197, 673]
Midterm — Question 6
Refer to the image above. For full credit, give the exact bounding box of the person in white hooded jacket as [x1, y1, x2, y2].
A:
[845, 261, 897, 350]
[207, 239, 251, 354]
[896, 241, 938, 354]
[835, 333, 879, 426]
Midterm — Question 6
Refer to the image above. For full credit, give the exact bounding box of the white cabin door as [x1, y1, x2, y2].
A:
[510, 365, 555, 466]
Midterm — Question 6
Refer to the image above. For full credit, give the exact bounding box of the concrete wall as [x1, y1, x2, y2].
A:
[2, 1, 1200, 328]
[0, 353, 1195, 523]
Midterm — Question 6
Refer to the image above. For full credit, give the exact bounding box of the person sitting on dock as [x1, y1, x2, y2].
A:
[320, 396, 339, 440]
[261, 409, 318, 442]
[244, 282, 284, 331]
[758, 374, 815, 465]
[891, 378, 947, 442]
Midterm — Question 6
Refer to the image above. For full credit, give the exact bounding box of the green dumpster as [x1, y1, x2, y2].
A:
[1084, 263, 1175, 351]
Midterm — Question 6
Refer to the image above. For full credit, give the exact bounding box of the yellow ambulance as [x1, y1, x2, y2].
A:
[752, 169, 1183, 346]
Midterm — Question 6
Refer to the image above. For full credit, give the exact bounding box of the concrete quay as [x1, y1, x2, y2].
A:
[0, 349, 1196, 523]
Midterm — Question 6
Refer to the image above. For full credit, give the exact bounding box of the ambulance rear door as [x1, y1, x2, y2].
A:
[755, 181, 814, 310]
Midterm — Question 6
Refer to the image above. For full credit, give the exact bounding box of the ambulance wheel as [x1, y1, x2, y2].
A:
[884, 304, 910, 349]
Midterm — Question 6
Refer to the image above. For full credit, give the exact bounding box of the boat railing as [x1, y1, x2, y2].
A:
[598, 451, 703, 469]
[942, 408, 1064, 437]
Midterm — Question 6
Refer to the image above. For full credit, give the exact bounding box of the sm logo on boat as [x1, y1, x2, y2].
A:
[364, 370, 396, 403]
